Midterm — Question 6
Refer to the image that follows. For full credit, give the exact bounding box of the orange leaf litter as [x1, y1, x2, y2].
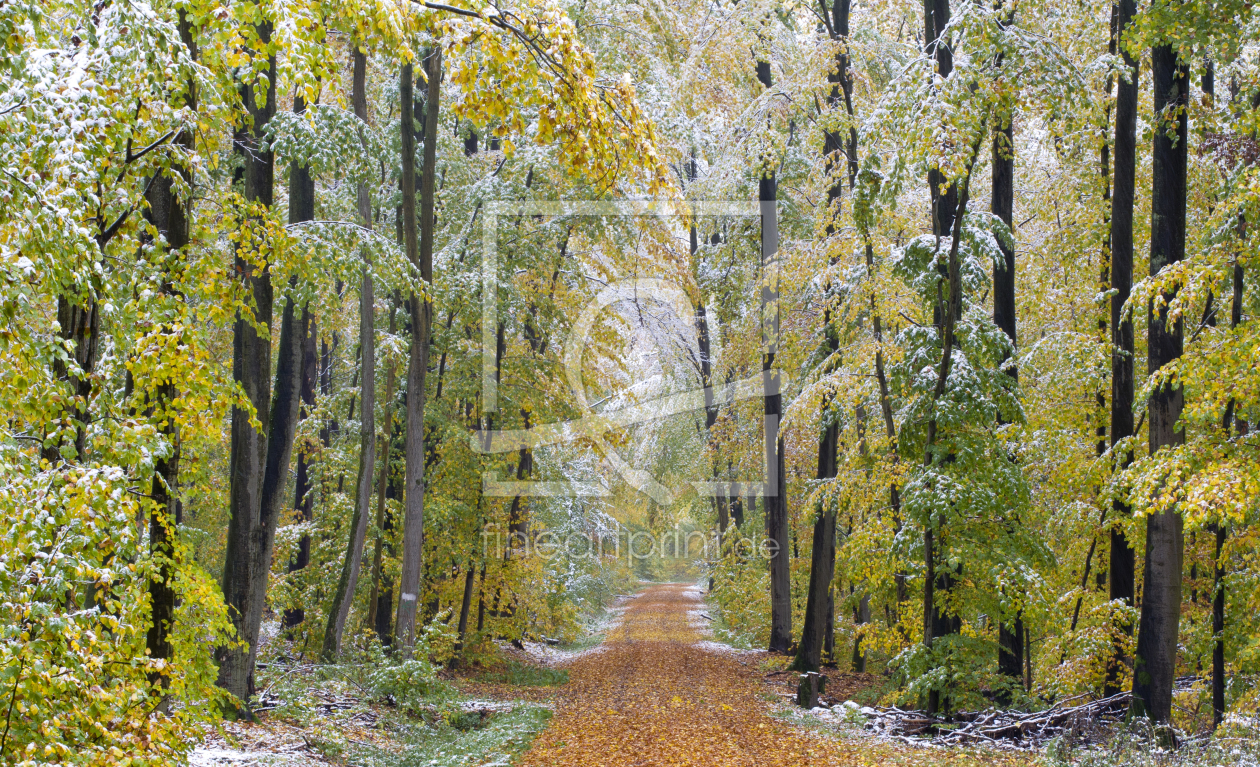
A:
[516, 583, 1032, 767]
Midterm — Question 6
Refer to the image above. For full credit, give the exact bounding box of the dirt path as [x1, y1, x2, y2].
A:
[514, 583, 865, 767]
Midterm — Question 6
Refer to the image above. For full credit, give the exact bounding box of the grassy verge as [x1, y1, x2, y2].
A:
[476, 659, 569, 687]
[345, 705, 552, 767]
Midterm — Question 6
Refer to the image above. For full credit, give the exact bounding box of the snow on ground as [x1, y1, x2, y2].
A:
[510, 638, 609, 665]
[691, 639, 762, 657]
[189, 747, 295, 766]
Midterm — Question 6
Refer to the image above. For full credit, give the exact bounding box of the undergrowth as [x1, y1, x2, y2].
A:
[347, 705, 553, 767]
[477, 658, 570, 687]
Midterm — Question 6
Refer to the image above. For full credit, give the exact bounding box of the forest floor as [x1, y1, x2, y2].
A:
[190, 583, 1041, 766]
[507, 582, 1033, 767]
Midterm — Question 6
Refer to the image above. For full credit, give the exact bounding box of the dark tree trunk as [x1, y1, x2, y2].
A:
[1212, 260, 1244, 728]
[281, 87, 320, 633]
[921, 0, 962, 718]
[395, 50, 440, 649]
[217, 37, 278, 711]
[144, 14, 196, 704]
[852, 594, 871, 672]
[823, 588, 836, 666]
[794, 424, 837, 673]
[283, 306, 317, 631]
[1106, 0, 1139, 699]
[1131, 43, 1188, 727]
[991, 88, 1024, 685]
[456, 561, 477, 652]
[223, 74, 310, 709]
[794, 0, 852, 677]
[322, 45, 377, 659]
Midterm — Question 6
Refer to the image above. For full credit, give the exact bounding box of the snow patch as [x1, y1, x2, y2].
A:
[188, 747, 292, 766]
[692, 639, 760, 657]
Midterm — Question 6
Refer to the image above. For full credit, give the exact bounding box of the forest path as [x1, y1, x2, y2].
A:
[515, 582, 856, 767]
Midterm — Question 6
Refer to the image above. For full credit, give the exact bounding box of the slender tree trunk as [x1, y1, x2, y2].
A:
[283, 304, 317, 631]
[217, 36, 278, 711]
[852, 594, 871, 672]
[755, 53, 792, 654]
[368, 300, 399, 641]
[456, 557, 477, 652]
[1131, 43, 1188, 728]
[794, 424, 837, 673]
[1070, 6, 1119, 647]
[144, 14, 196, 705]
[794, 0, 852, 676]
[395, 50, 440, 650]
[1212, 260, 1244, 728]
[1106, 0, 1139, 698]
[688, 154, 726, 537]
[274, 86, 317, 635]
[921, 0, 962, 717]
[281, 86, 321, 633]
[321, 45, 377, 659]
[991, 82, 1024, 685]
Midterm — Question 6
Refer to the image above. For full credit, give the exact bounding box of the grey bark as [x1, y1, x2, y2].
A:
[395, 49, 440, 649]
[322, 44, 378, 659]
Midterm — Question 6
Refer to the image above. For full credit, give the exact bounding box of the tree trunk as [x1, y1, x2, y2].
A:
[322, 44, 377, 660]
[280, 86, 321, 633]
[368, 299, 399, 642]
[991, 85, 1024, 685]
[277, 86, 317, 636]
[456, 560, 477, 652]
[1131, 43, 1188, 728]
[1106, 0, 1139, 699]
[921, 0, 962, 718]
[217, 37, 278, 711]
[794, 427, 836, 673]
[794, 0, 852, 676]
[395, 49, 440, 650]
[144, 14, 196, 705]
[852, 593, 870, 672]
[283, 302, 317, 631]
[1212, 260, 1244, 728]
[756, 51, 791, 654]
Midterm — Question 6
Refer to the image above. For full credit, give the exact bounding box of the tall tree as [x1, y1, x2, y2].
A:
[1131, 41, 1189, 727]
[1106, 0, 1139, 699]
[793, 0, 853, 675]
[1213, 254, 1244, 728]
[144, 10, 197, 708]
[395, 48, 441, 649]
[281, 81, 320, 634]
[756, 38, 792, 656]
[216, 33, 281, 709]
[921, 0, 962, 717]
[323, 44, 377, 659]
[991, 13, 1023, 685]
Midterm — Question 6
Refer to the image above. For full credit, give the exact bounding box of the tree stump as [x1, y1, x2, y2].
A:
[797, 671, 826, 708]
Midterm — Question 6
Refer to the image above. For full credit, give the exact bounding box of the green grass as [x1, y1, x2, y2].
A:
[348, 705, 553, 767]
[476, 659, 570, 687]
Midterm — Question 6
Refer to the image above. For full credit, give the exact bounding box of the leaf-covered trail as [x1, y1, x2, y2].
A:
[516, 583, 1025, 767]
